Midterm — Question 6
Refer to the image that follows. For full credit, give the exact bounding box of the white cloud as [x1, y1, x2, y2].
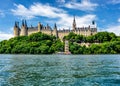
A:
[100, 18, 120, 36]
[118, 18, 120, 22]
[105, 25, 120, 36]
[0, 10, 5, 17]
[64, 0, 98, 11]
[0, 31, 13, 41]
[57, 14, 96, 29]
[11, 3, 96, 29]
[11, 3, 66, 19]
[108, 0, 120, 4]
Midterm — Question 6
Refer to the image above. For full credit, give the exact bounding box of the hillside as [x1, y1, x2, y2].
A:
[0, 32, 64, 54]
[64, 32, 120, 54]
[0, 31, 120, 54]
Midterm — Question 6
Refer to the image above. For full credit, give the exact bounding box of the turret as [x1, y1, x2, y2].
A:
[93, 20, 97, 32]
[38, 22, 42, 32]
[24, 20, 27, 28]
[53, 23, 58, 38]
[14, 21, 20, 37]
[92, 20, 95, 25]
[20, 20, 28, 36]
[90, 20, 96, 28]
[46, 24, 50, 30]
[73, 16, 76, 30]
[90, 20, 97, 35]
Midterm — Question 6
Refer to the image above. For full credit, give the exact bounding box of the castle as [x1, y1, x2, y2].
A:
[14, 17, 97, 40]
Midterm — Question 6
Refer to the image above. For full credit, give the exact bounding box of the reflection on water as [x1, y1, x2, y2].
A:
[0, 55, 120, 86]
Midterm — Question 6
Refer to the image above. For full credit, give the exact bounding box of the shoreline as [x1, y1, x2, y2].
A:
[0, 54, 120, 55]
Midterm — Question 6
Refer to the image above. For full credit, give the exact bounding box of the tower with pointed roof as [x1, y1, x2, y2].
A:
[38, 22, 42, 32]
[53, 23, 58, 38]
[14, 21, 20, 37]
[73, 16, 76, 30]
[13, 17, 97, 41]
[20, 20, 28, 36]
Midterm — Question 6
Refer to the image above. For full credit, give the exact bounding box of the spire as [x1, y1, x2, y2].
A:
[14, 21, 17, 27]
[73, 15, 76, 30]
[17, 22, 19, 27]
[47, 23, 49, 26]
[14, 21, 20, 37]
[92, 20, 95, 25]
[54, 23, 57, 29]
[90, 20, 96, 28]
[24, 20, 27, 27]
[38, 22, 43, 32]
[22, 20, 24, 26]
[14, 21, 19, 28]
[73, 15, 76, 23]
[53, 23, 58, 38]
[47, 24, 49, 29]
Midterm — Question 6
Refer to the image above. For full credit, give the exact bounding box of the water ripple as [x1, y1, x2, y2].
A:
[0, 55, 120, 86]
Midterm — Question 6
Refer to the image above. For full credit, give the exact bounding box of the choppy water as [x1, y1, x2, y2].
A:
[0, 55, 120, 86]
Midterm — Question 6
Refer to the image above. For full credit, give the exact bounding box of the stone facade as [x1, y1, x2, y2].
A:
[14, 17, 97, 40]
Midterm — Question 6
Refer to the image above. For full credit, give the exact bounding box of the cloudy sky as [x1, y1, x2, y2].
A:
[0, 0, 120, 41]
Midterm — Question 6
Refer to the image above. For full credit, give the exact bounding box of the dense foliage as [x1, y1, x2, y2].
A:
[0, 32, 64, 54]
[64, 32, 120, 54]
[69, 41, 120, 54]
[0, 31, 120, 54]
[64, 32, 118, 43]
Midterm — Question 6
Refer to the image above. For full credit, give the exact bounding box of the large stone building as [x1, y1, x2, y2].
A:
[14, 17, 97, 40]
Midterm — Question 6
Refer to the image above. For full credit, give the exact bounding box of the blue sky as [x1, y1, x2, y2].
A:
[0, 0, 120, 40]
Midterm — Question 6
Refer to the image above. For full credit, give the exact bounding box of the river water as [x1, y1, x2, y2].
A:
[0, 55, 120, 86]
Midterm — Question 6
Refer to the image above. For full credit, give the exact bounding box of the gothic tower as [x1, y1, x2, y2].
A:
[92, 20, 97, 33]
[73, 16, 76, 30]
[46, 24, 49, 30]
[20, 20, 28, 36]
[90, 20, 96, 28]
[38, 22, 42, 32]
[53, 23, 58, 38]
[92, 20, 95, 25]
[14, 21, 20, 37]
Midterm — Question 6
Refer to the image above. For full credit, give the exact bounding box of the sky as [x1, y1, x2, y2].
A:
[0, 0, 120, 41]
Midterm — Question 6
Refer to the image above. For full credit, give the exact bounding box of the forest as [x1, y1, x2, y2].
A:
[64, 32, 120, 54]
[0, 31, 120, 54]
[0, 32, 64, 54]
